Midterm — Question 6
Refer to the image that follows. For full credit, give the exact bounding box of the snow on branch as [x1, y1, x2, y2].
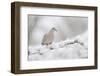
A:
[28, 32, 88, 60]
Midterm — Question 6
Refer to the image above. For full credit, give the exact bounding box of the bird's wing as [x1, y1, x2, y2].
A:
[42, 33, 48, 44]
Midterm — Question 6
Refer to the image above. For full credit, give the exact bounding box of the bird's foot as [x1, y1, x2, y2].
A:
[49, 47, 54, 50]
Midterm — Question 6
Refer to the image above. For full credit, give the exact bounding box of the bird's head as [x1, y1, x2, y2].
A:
[51, 27, 57, 32]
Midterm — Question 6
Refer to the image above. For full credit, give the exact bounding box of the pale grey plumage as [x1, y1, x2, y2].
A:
[42, 27, 57, 45]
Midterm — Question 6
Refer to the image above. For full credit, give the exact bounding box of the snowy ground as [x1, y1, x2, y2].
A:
[28, 32, 88, 61]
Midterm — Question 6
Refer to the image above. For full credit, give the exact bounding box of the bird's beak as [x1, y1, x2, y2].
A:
[52, 27, 57, 32]
[54, 28, 57, 32]
[55, 29, 57, 32]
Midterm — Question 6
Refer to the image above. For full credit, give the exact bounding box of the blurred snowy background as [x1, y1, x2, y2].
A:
[28, 15, 88, 61]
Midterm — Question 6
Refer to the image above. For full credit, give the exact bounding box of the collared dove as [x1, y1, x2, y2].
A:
[42, 27, 57, 46]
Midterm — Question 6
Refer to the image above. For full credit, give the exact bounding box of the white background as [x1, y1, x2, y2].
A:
[0, 0, 100, 76]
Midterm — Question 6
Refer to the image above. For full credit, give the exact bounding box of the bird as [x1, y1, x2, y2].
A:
[41, 27, 57, 46]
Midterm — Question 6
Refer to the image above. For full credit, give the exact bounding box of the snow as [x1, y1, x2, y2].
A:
[28, 31, 88, 61]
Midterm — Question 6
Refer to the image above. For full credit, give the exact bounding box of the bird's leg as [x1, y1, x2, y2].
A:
[49, 45, 54, 50]
[47, 43, 54, 50]
[46, 44, 51, 49]
[46, 44, 49, 48]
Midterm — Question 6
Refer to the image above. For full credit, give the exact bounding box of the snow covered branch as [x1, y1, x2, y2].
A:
[28, 32, 88, 60]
